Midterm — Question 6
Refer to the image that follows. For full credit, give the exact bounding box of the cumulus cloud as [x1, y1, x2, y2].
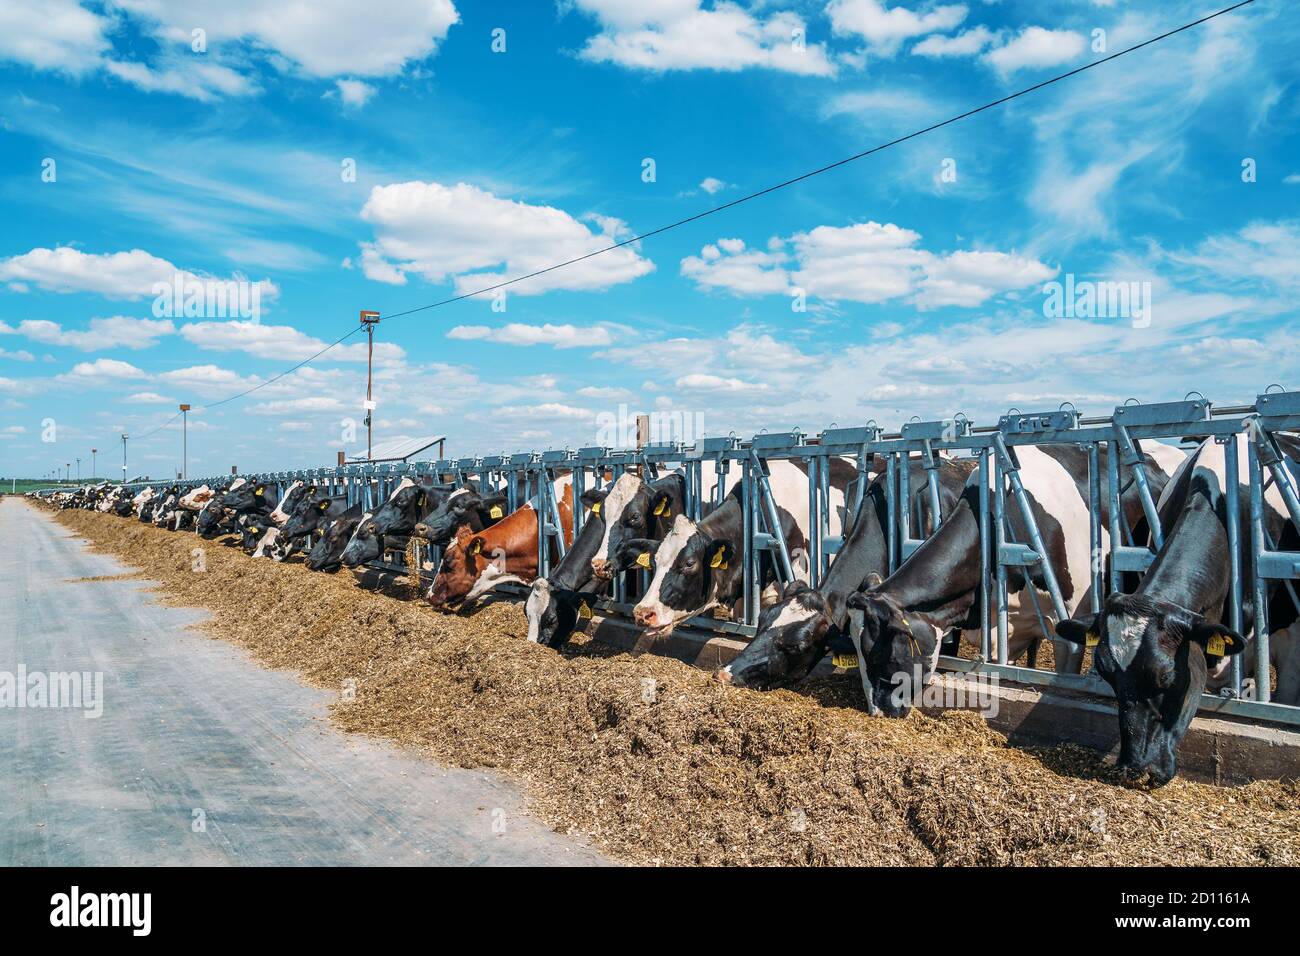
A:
[913, 25, 993, 57]
[682, 221, 1054, 308]
[358, 181, 654, 296]
[179, 320, 405, 364]
[447, 322, 614, 348]
[0, 316, 175, 351]
[0, 0, 109, 73]
[334, 78, 376, 107]
[572, 0, 834, 75]
[828, 0, 967, 54]
[124, 391, 175, 404]
[0, 246, 279, 304]
[59, 358, 149, 384]
[985, 27, 1085, 75]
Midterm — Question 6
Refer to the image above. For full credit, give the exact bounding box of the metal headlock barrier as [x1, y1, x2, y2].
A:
[43, 389, 1300, 729]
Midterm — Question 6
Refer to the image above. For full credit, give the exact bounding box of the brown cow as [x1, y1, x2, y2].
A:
[426, 491, 575, 609]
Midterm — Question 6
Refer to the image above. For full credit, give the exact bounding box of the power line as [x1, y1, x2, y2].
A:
[105, 0, 1256, 453]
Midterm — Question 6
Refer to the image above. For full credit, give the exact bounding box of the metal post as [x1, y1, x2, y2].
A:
[179, 403, 190, 479]
[1247, 440, 1271, 703]
[91, 448, 97, 480]
[741, 456, 754, 623]
[1222, 436, 1243, 696]
[121, 434, 128, 482]
[1113, 423, 1164, 551]
[993, 449, 1008, 663]
[806, 455, 820, 589]
[752, 451, 794, 584]
[978, 448, 991, 661]
[1087, 443, 1102, 615]
[360, 310, 380, 461]
[923, 439, 942, 532]
[1107, 441, 1122, 594]
[885, 453, 898, 574]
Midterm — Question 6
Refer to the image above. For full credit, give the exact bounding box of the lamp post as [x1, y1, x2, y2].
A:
[360, 310, 381, 461]
[122, 433, 128, 482]
[91, 448, 97, 480]
[76, 457, 81, 482]
[179, 404, 191, 479]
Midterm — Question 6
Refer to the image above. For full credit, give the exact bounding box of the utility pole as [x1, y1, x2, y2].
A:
[92, 448, 97, 480]
[121, 433, 128, 482]
[179, 404, 191, 479]
[360, 310, 381, 461]
[76, 457, 81, 482]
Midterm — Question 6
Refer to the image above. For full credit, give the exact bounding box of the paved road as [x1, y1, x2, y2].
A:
[0, 498, 605, 866]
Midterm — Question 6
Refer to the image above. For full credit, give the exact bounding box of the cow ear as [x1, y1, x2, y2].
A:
[865, 571, 884, 588]
[650, 491, 672, 518]
[783, 580, 811, 600]
[708, 539, 733, 570]
[1189, 618, 1248, 657]
[1055, 617, 1096, 647]
[579, 488, 607, 508]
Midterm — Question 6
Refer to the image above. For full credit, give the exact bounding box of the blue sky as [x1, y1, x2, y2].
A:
[0, 0, 1296, 480]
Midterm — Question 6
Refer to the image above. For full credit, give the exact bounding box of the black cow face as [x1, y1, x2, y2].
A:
[370, 483, 431, 536]
[340, 515, 379, 567]
[281, 495, 335, 540]
[846, 590, 939, 718]
[1056, 593, 1246, 787]
[306, 511, 364, 571]
[196, 498, 227, 536]
[524, 579, 593, 648]
[223, 482, 268, 512]
[719, 582, 842, 689]
[416, 490, 508, 546]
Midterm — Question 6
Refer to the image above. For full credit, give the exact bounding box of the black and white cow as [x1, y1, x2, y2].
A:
[411, 483, 510, 547]
[339, 478, 447, 568]
[305, 503, 367, 572]
[275, 489, 350, 559]
[843, 442, 1185, 718]
[717, 458, 975, 689]
[587, 471, 694, 581]
[524, 489, 609, 648]
[1055, 434, 1297, 786]
[627, 459, 856, 637]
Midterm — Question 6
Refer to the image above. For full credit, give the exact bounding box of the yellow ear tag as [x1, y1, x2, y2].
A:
[1085, 630, 1100, 648]
[255, 488, 264, 496]
[1206, 634, 1227, 656]
[831, 652, 858, 669]
[489, 505, 503, 519]
[578, 601, 592, 620]
[653, 499, 668, 517]
[590, 501, 601, 515]
[635, 552, 651, 570]
[471, 540, 484, 555]
[710, 547, 728, 571]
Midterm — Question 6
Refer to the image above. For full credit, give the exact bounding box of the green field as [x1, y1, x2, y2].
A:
[1, 478, 89, 495]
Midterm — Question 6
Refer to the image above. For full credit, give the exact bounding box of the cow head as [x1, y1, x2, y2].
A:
[340, 514, 380, 567]
[305, 506, 365, 571]
[524, 579, 594, 648]
[222, 481, 269, 513]
[1056, 593, 1246, 787]
[589, 474, 679, 580]
[630, 515, 736, 636]
[415, 487, 508, 546]
[717, 581, 846, 689]
[195, 497, 228, 536]
[845, 587, 940, 718]
[370, 480, 435, 537]
[281, 494, 339, 540]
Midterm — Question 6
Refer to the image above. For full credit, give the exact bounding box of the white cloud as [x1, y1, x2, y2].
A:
[577, 385, 634, 400]
[446, 322, 614, 348]
[675, 372, 767, 393]
[0, 316, 175, 351]
[985, 27, 1085, 76]
[0, 246, 279, 304]
[700, 176, 727, 194]
[104, 57, 256, 101]
[0, 0, 109, 73]
[913, 25, 993, 57]
[828, 0, 967, 54]
[683, 221, 1054, 308]
[60, 358, 148, 384]
[573, 0, 834, 75]
[334, 78, 376, 107]
[492, 402, 595, 421]
[0, 346, 36, 361]
[358, 181, 654, 296]
[1166, 220, 1300, 294]
[178, 320, 405, 364]
[249, 396, 351, 416]
[124, 391, 175, 404]
[112, 0, 460, 78]
[157, 364, 257, 398]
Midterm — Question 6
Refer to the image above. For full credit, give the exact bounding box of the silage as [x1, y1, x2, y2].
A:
[48, 504, 1300, 866]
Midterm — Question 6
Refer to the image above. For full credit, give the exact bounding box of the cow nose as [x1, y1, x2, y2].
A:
[633, 606, 655, 627]
[591, 558, 610, 579]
